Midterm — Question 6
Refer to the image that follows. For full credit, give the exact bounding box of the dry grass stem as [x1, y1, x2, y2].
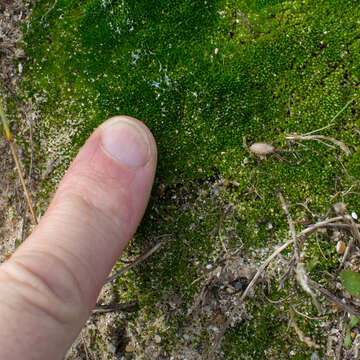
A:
[104, 240, 167, 284]
[339, 238, 354, 270]
[242, 136, 249, 152]
[211, 206, 232, 253]
[92, 302, 137, 313]
[296, 262, 323, 314]
[339, 213, 360, 268]
[279, 192, 300, 262]
[336, 318, 346, 360]
[285, 134, 350, 155]
[81, 333, 91, 360]
[0, 103, 37, 224]
[207, 215, 344, 359]
[289, 303, 320, 348]
[207, 238, 296, 360]
[291, 304, 326, 321]
[302, 97, 356, 136]
[344, 214, 360, 244]
[308, 279, 360, 318]
[237, 10, 253, 32]
[1, 82, 35, 178]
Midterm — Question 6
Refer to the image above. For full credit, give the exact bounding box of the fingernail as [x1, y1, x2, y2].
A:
[101, 117, 150, 169]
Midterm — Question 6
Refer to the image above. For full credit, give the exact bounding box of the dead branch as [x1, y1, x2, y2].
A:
[278, 263, 294, 291]
[298, 216, 344, 237]
[321, 223, 352, 231]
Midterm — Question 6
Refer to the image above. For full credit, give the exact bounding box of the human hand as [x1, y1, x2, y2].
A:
[0, 116, 157, 359]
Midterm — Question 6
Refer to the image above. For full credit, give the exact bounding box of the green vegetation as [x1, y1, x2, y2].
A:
[341, 270, 360, 299]
[19, 0, 360, 358]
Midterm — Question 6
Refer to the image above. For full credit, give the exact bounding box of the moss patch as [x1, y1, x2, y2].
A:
[20, 0, 360, 358]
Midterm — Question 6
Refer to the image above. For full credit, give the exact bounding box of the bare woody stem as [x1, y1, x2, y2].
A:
[0, 103, 37, 224]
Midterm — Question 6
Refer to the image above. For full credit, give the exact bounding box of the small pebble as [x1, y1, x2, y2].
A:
[336, 240, 346, 255]
[154, 335, 161, 344]
[125, 343, 136, 353]
[106, 342, 116, 354]
[226, 287, 235, 294]
[233, 281, 243, 291]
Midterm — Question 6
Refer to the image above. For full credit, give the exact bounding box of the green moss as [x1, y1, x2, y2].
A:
[20, 0, 360, 357]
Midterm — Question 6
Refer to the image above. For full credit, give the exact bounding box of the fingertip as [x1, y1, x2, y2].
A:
[101, 116, 157, 167]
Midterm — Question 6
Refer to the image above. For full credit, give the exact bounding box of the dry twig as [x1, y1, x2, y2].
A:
[302, 97, 356, 136]
[336, 317, 346, 360]
[338, 212, 360, 269]
[344, 214, 360, 244]
[285, 134, 350, 155]
[296, 262, 323, 314]
[92, 302, 137, 314]
[104, 240, 167, 284]
[210, 206, 232, 253]
[206, 216, 343, 359]
[308, 279, 360, 318]
[279, 192, 300, 262]
[81, 332, 91, 360]
[289, 302, 320, 348]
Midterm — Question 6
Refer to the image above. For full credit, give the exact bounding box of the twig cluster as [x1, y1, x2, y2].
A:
[205, 195, 360, 359]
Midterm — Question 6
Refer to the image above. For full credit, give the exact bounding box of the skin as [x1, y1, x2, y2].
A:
[0, 116, 157, 359]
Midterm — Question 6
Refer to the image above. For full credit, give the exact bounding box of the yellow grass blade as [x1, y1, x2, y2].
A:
[0, 102, 37, 225]
[0, 103, 11, 141]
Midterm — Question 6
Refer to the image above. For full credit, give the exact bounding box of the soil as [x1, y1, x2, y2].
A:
[0, 0, 33, 260]
[0, 3, 128, 359]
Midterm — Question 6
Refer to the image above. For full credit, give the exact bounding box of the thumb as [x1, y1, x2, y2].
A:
[0, 116, 157, 360]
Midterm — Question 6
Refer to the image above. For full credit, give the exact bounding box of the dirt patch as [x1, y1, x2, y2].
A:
[0, 0, 34, 258]
[0, 4, 133, 359]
